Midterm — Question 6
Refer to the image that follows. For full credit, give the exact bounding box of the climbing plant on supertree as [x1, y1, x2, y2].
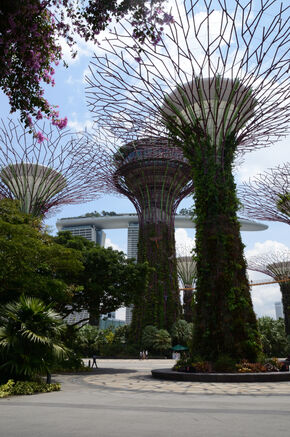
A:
[86, 0, 289, 362]
[88, 131, 194, 341]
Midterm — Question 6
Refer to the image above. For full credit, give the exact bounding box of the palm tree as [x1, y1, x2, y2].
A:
[0, 296, 68, 382]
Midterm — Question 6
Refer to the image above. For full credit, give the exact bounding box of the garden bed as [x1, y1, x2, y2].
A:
[151, 368, 290, 382]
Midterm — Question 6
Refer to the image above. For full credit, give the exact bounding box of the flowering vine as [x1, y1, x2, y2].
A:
[0, 0, 171, 141]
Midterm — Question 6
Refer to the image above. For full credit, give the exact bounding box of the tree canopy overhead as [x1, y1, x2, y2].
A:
[0, 0, 170, 136]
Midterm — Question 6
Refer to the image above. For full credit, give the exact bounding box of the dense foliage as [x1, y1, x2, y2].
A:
[0, 0, 170, 134]
[258, 316, 290, 358]
[171, 319, 193, 346]
[0, 200, 83, 309]
[165, 96, 261, 363]
[131, 223, 180, 342]
[0, 379, 60, 397]
[0, 199, 151, 381]
[54, 231, 150, 324]
[0, 296, 68, 382]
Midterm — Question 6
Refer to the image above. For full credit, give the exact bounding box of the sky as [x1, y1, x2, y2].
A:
[0, 0, 289, 320]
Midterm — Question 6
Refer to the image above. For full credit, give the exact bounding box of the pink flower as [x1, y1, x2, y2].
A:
[35, 131, 47, 143]
[57, 117, 68, 129]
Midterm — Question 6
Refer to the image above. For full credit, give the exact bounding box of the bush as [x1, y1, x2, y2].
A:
[51, 353, 86, 372]
[142, 325, 158, 351]
[258, 317, 289, 357]
[74, 325, 103, 357]
[171, 320, 193, 346]
[214, 355, 236, 373]
[0, 379, 61, 398]
[153, 329, 172, 354]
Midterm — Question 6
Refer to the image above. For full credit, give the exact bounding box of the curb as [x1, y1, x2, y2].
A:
[151, 368, 290, 383]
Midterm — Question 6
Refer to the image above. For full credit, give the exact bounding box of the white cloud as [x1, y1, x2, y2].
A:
[175, 229, 195, 255]
[104, 237, 123, 252]
[245, 240, 289, 259]
[67, 112, 94, 132]
[250, 279, 281, 319]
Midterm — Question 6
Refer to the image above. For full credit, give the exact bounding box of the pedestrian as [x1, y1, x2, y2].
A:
[145, 350, 148, 359]
[92, 354, 98, 368]
[139, 351, 143, 360]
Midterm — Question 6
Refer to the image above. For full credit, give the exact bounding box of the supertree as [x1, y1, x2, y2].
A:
[176, 256, 196, 323]
[247, 249, 290, 337]
[239, 163, 290, 225]
[0, 119, 106, 217]
[176, 244, 197, 323]
[91, 130, 194, 339]
[86, 0, 289, 361]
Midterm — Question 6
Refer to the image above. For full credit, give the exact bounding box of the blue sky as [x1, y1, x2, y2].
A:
[0, 0, 289, 319]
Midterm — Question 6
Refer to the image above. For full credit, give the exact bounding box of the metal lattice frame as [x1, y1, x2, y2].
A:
[88, 129, 194, 334]
[86, 0, 289, 155]
[176, 251, 197, 323]
[113, 136, 194, 227]
[0, 119, 107, 217]
[239, 163, 290, 225]
[248, 249, 290, 335]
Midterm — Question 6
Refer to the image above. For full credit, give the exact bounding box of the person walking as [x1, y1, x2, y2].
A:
[92, 354, 98, 368]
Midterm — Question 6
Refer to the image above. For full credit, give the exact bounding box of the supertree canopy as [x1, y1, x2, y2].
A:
[96, 132, 194, 338]
[239, 163, 290, 225]
[248, 249, 290, 336]
[86, 0, 289, 361]
[0, 119, 105, 217]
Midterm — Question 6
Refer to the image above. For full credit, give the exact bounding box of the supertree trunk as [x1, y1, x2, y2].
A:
[112, 138, 193, 342]
[280, 282, 290, 337]
[131, 222, 180, 340]
[183, 287, 194, 323]
[182, 131, 260, 362]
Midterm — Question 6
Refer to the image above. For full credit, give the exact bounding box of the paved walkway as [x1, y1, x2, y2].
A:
[1, 359, 290, 437]
[80, 359, 290, 396]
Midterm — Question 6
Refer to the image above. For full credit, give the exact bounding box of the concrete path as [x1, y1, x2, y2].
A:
[1, 359, 290, 437]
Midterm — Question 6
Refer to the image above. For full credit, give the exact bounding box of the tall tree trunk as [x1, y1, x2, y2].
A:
[183, 286, 193, 323]
[131, 222, 180, 342]
[280, 282, 290, 337]
[183, 132, 261, 362]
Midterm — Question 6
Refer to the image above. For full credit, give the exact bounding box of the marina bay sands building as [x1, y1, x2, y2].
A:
[57, 213, 267, 325]
[56, 213, 266, 260]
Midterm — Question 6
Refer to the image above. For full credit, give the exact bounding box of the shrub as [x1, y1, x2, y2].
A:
[192, 361, 212, 372]
[0, 296, 68, 382]
[236, 361, 267, 373]
[258, 317, 289, 357]
[0, 379, 61, 398]
[214, 355, 236, 373]
[171, 320, 193, 346]
[153, 329, 172, 354]
[142, 325, 158, 351]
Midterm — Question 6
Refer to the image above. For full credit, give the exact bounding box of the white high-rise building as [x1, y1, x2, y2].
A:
[275, 301, 283, 320]
[127, 222, 139, 260]
[60, 224, 106, 246]
[125, 222, 139, 325]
